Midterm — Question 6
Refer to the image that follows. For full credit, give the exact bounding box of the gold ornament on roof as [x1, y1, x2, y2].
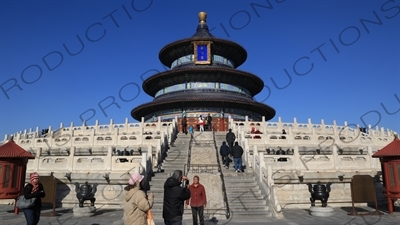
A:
[198, 12, 207, 24]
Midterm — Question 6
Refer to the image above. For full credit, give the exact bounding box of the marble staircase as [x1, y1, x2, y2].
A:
[149, 131, 272, 220]
[149, 133, 191, 218]
[215, 132, 271, 217]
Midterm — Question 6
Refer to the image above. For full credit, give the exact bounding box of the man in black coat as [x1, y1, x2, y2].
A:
[231, 142, 244, 172]
[181, 116, 187, 134]
[226, 129, 236, 150]
[163, 170, 191, 225]
[206, 113, 212, 131]
[219, 141, 231, 169]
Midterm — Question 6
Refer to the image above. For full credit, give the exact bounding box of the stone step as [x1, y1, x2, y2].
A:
[163, 157, 187, 161]
[151, 209, 228, 220]
[163, 152, 187, 157]
[156, 167, 184, 171]
[224, 180, 257, 185]
[159, 164, 186, 168]
[229, 210, 272, 217]
[226, 195, 264, 200]
[223, 174, 256, 178]
[228, 205, 269, 211]
[161, 161, 187, 166]
[225, 190, 262, 196]
[163, 156, 187, 160]
[162, 161, 187, 165]
[150, 177, 165, 182]
[152, 209, 270, 219]
[168, 148, 188, 152]
[227, 192, 266, 198]
[222, 171, 255, 176]
[224, 182, 258, 187]
[161, 157, 187, 161]
[159, 168, 186, 173]
[227, 201, 267, 207]
[150, 203, 165, 209]
[221, 166, 254, 171]
[226, 190, 264, 198]
[164, 152, 187, 157]
[148, 187, 165, 192]
[224, 186, 260, 192]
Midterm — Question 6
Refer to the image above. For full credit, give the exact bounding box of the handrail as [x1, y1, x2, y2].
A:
[154, 88, 253, 100]
[213, 132, 231, 219]
[183, 133, 193, 177]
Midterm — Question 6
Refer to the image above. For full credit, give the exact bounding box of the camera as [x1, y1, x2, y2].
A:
[181, 179, 189, 188]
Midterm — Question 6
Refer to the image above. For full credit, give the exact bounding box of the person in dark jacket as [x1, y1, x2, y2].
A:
[163, 170, 191, 225]
[231, 142, 244, 172]
[226, 129, 236, 150]
[181, 116, 187, 134]
[219, 141, 231, 168]
[206, 113, 212, 131]
[23, 172, 46, 225]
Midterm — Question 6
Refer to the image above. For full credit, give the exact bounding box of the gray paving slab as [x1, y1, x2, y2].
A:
[1, 204, 400, 225]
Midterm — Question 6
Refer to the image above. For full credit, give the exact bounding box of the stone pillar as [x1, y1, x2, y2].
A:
[33, 152, 40, 171]
[294, 146, 301, 170]
[258, 151, 264, 182]
[105, 146, 112, 170]
[262, 116, 266, 134]
[332, 145, 340, 170]
[278, 116, 282, 131]
[332, 120, 337, 135]
[252, 145, 257, 169]
[141, 152, 147, 172]
[243, 139, 249, 169]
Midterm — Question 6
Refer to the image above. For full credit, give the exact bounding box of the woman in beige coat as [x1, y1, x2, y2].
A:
[123, 173, 154, 225]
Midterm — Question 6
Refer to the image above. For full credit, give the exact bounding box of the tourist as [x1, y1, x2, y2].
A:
[276, 147, 287, 162]
[220, 141, 231, 168]
[186, 175, 207, 225]
[206, 113, 212, 131]
[163, 170, 191, 225]
[226, 129, 236, 150]
[251, 127, 256, 134]
[123, 173, 154, 225]
[198, 115, 204, 132]
[189, 125, 194, 137]
[281, 129, 287, 139]
[182, 116, 188, 134]
[22, 172, 46, 225]
[231, 142, 244, 172]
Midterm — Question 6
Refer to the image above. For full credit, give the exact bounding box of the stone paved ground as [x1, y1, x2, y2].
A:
[1, 204, 400, 225]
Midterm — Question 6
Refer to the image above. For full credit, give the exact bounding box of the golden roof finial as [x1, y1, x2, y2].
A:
[198, 12, 207, 24]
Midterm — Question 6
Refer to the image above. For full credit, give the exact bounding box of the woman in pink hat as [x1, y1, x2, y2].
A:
[123, 173, 154, 225]
[22, 172, 46, 225]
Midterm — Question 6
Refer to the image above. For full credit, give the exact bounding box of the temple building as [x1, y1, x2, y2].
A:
[131, 12, 276, 131]
[1, 11, 398, 219]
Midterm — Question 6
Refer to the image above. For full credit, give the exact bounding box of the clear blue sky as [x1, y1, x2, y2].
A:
[1, 0, 399, 139]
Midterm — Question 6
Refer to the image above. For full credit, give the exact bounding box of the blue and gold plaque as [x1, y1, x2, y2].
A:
[193, 41, 212, 65]
[197, 45, 208, 61]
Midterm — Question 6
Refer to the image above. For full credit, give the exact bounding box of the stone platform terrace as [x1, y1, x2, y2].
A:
[1, 116, 398, 217]
[1, 204, 400, 225]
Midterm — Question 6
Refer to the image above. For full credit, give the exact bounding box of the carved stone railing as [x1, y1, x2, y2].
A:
[228, 116, 396, 145]
[251, 146, 283, 218]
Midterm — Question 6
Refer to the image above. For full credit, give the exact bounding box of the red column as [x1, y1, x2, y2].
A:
[219, 118, 225, 131]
